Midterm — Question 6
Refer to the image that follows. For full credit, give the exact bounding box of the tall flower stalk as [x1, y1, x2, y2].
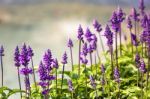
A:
[127, 16, 133, 56]
[77, 25, 84, 76]
[139, 59, 146, 99]
[104, 25, 114, 78]
[93, 19, 105, 53]
[89, 75, 98, 99]
[19, 44, 32, 98]
[117, 7, 125, 56]
[110, 11, 120, 69]
[52, 58, 59, 94]
[114, 67, 120, 99]
[67, 38, 74, 71]
[14, 46, 22, 98]
[0, 45, 4, 87]
[67, 79, 74, 99]
[101, 64, 105, 95]
[27, 46, 37, 91]
[61, 52, 68, 94]
[80, 42, 88, 98]
[135, 53, 140, 87]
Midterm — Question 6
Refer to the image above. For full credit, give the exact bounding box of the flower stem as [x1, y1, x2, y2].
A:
[55, 68, 58, 96]
[31, 57, 37, 91]
[70, 47, 74, 71]
[141, 72, 143, 99]
[129, 29, 133, 58]
[78, 40, 81, 76]
[99, 33, 105, 52]
[119, 25, 122, 56]
[61, 64, 65, 94]
[0, 55, 3, 87]
[115, 31, 118, 68]
[17, 67, 22, 98]
[90, 52, 93, 71]
[146, 49, 150, 90]
[110, 46, 114, 79]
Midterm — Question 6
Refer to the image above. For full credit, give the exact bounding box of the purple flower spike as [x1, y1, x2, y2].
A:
[85, 27, 93, 42]
[117, 7, 125, 23]
[140, 30, 147, 43]
[139, 0, 145, 14]
[14, 46, 21, 67]
[52, 58, 59, 69]
[27, 46, 34, 60]
[110, 11, 120, 32]
[93, 19, 102, 33]
[80, 55, 88, 64]
[67, 79, 74, 92]
[43, 49, 53, 71]
[89, 75, 96, 88]
[20, 67, 33, 75]
[104, 25, 113, 46]
[42, 89, 50, 95]
[77, 25, 84, 40]
[127, 16, 133, 29]
[67, 38, 73, 48]
[0, 45, 4, 56]
[82, 43, 88, 56]
[141, 14, 148, 28]
[19, 44, 30, 67]
[130, 8, 140, 22]
[38, 61, 47, 81]
[131, 33, 139, 46]
[61, 52, 68, 64]
[114, 67, 120, 83]
[139, 59, 146, 73]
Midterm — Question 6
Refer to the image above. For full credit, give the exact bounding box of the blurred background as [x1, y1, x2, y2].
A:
[0, 0, 150, 98]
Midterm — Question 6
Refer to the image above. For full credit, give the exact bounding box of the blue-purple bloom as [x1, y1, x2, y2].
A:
[67, 38, 73, 48]
[131, 33, 139, 46]
[110, 11, 120, 32]
[67, 79, 74, 92]
[117, 7, 125, 23]
[141, 14, 148, 28]
[85, 27, 93, 42]
[27, 46, 34, 60]
[77, 25, 84, 40]
[89, 75, 96, 88]
[93, 19, 102, 33]
[61, 52, 68, 64]
[127, 16, 133, 29]
[114, 67, 120, 83]
[14, 46, 21, 67]
[0, 45, 4, 56]
[80, 43, 88, 64]
[139, 0, 145, 14]
[43, 49, 53, 71]
[52, 58, 59, 69]
[139, 59, 146, 73]
[19, 44, 30, 67]
[20, 67, 33, 75]
[130, 8, 140, 22]
[104, 25, 113, 46]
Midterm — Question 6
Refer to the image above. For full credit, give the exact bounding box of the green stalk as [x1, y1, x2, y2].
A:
[0, 55, 3, 87]
[78, 40, 81, 76]
[70, 47, 74, 71]
[17, 67, 22, 98]
[90, 52, 93, 71]
[55, 69, 58, 96]
[115, 31, 118, 68]
[31, 57, 37, 91]
[141, 72, 143, 99]
[61, 64, 65, 94]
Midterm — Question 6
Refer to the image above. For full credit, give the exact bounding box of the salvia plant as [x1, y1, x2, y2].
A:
[1, 0, 150, 99]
